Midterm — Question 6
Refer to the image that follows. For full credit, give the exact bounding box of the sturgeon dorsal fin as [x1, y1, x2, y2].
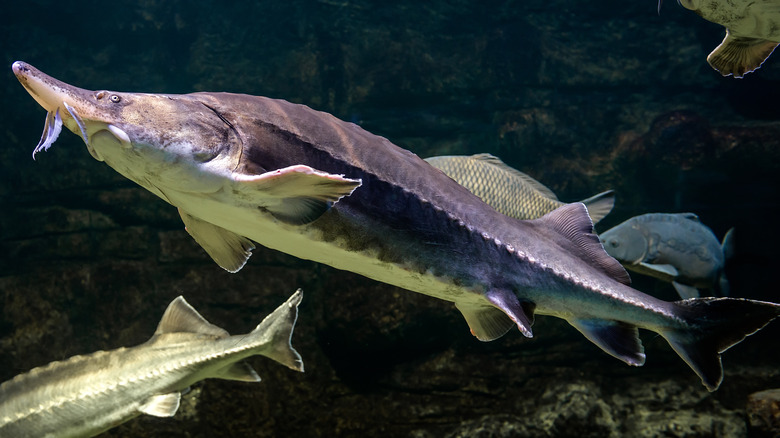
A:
[470, 153, 559, 200]
[155, 296, 230, 338]
[539, 203, 631, 286]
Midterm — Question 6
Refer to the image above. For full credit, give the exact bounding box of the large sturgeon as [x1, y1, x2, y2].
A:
[12, 61, 780, 391]
[0, 290, 304, 438]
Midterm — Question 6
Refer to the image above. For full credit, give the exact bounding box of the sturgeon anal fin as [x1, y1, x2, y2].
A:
[155, 295, 230, 338]
[672, 281, 700, 299]
[232, 165, 361, 225]
[139, 393, 181, 417]
[538, 203, 631, 286]
[707, 30, 779, 78]
[455, 303, 515, 341]
[215, 361, 262, 382]
[179, 209, 255, 273]
[485, 288, 535, 338]
[569, 319, 645, 366]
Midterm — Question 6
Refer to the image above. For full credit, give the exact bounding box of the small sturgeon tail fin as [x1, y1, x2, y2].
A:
[660, 298, 780, 391]
[252, 289, 305, 372]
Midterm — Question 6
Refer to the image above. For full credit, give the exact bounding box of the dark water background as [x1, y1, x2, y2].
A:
[2, 1, 780, 437]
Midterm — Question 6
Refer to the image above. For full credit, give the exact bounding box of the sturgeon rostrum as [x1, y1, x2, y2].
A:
[0, 290, 304, 438]
[12, 61, 780, 391]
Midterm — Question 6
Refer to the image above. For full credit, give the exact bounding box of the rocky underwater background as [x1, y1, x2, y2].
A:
[2, 1, 780, 437]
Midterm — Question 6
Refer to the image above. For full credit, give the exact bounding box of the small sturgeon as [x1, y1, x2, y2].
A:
[12, 61, 780, 391]
[0, 290, 304, 438]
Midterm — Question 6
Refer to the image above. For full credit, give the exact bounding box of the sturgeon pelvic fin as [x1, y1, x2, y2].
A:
[179, 209, 255, 273]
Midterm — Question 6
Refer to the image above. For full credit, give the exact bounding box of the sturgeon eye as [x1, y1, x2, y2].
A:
[110, 94, 121, 103]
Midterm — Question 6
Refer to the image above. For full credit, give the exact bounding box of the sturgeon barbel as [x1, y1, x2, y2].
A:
[12, 61, 780, 391]
[0, 290, 304, 438]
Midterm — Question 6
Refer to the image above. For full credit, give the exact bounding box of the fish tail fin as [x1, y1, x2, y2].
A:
[577, 190, 615, 224]
[252, 289, 305, 372]
[660, 297, 780, 391]
[718, 227, 735, 296]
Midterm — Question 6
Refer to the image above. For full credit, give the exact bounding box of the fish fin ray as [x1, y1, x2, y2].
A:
[233, 164, 361, 225]
[538, 203, 631, 285]
[578, 190, 615, 224]
[569, 319, 645, 366]
[455, 303, 516, 341]
[662, 298, 780, 391]
[155, 296, 230, 338]
[179, 209, 255, 273]
[215, 362, 262, 382]
[250, 289, 305, 372]
[139, 393, 181, 417]
[707, 30, 778, 78]
[672, 281, 700, 299]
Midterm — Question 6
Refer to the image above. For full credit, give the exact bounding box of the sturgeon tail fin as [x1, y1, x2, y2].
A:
[660, 297, 780, 391]
[252, 289, 305, 372]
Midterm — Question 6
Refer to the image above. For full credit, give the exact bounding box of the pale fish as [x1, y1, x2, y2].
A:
[0, 290, 304, 438]
[425, 153, 615, 222]
[12, 61, 780, 391]
[678, 0, 780, 77]
[600, 213, 734, 299]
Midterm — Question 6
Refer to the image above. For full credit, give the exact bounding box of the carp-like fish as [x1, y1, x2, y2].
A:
[0, 290, 304, 438]
[678, 0, 780, 77]
[425, 153, 615, 222]
[600, 213, 734, 299]
[12, 61, 780, 391]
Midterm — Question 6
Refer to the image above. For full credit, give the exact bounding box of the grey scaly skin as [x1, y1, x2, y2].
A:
[0, 290, 304, 438]
[12, 61, 780, 392]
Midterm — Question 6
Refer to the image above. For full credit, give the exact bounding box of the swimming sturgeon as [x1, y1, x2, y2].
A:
[0, 289, 304, 438]
[12, 61, 780, 391]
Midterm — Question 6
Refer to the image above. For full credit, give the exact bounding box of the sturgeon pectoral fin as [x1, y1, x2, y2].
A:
[672, 281, 700, 299]
[232, 165, 361, 225]
[215, 361, 262, 382]
[138, 393, 181, 417]
[32, 109, 63, 159]
[707, 30, 779, 78]
[179, 209, 255, 273]
[569, 319, 645, 366]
